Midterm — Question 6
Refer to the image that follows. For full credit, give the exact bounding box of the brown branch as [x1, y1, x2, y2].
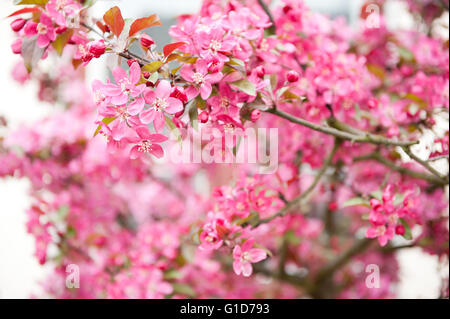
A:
[252, 138, 341, 227]
[257, 0, 276, 34]
[353, 152, 448, 186]
[266, 108, 418, 147]
[402, 146, 449, 183]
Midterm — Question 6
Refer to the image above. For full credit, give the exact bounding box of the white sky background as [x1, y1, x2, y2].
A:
[0, 0, 446, 299]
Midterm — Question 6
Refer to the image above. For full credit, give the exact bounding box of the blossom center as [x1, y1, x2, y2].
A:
[209, 40, 222, 52]
[192, 72, 205, 86]
[242, 251, 251, 262]
[154, 97, 168, 110]
[137, 140, 153, 153]
[37, 23, 48, 35]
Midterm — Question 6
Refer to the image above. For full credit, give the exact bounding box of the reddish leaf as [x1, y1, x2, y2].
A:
[128, 14, 161, 37]
[103, 6, 124, 38]
[7, 7, 40, 17]
[95, 21, 109, 34]
[163, 42, 186, 58]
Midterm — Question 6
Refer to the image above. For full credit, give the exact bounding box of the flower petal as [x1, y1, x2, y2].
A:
[128, 98, 145, 115]
[155, 80, 172, 98]
[129, 62, 141, 85]
[149, 143, 164, 158]
[140, 108, 156, 124]
[165, 97, 183, 114]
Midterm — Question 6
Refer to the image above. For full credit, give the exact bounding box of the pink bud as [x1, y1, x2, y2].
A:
[198, 111, 209, 123]
[395, 224, 405, 236]
[170, 87, 188, 103]
[55, 26, 67, 34]
[142, 71, 151, 79]
[250, 109, 261, 122]
[140, 34, 154, 49]
[255, 66, 265, 78]
[286, 70, 299, 83]
[10, 18, 26, 32]
[11, 38, 22, 55]
[88, 40, 106, 58]
[127, 59, 138, 67]
[367, 98, 378, 109]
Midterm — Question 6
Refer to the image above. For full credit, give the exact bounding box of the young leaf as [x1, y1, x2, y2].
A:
[103, 6, 124, 38]
[21, 36, 45, 72]
[142, 61, 163, 73]
[94, 117, 117, 137]
[164, 115, 182, 146]
[163, 42, 186, 58]
[51, 29, 73, 56]
[231, 79, 256, 96]
[399, 218, 413, 240]
[7, 7, 40, 17]
[14, 0, 48, 4]
[129, 14, 161, 37]
[342, 197, 371, 208]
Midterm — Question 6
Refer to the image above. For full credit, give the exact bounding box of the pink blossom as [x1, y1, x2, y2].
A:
[180, 59, 223, 100]
[140, 80, 183, 132]
[100, 62, 145, 105]
[129, 126, 168, 159]
[24, 14, 57, 48]
[232, 239, 267, 277]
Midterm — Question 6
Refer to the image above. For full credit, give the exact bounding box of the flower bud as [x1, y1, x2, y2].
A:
[198, 111, 209, 123]
[170, 87, 188, 103]
[127, 59, 138, 67]
[55, 25, 67, 34]
[286, 70, 299, 83]
[11, 38, 22, 55]
[88, 40, 106, 58]
[140, 34, 155, 49]
[255, 66, 265, 78]
[250, 109, 261, 122]
[367, 98, 378, 109]
[143, 71, 151, 79]
[395, 224, 405, 236]
[11, 18, 26, 32]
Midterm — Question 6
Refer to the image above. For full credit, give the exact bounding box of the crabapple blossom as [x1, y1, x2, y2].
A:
[2, 0, 449, 300]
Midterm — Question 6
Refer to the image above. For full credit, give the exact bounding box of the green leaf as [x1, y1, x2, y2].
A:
[163, 269, 182, 280]
[171, 283, 196, 298]
[370, 190, 383, 201]
[94, 117, 117, 137]
[188, 101, 198, 131]
[164, 115, 182, 146]
[342, 197, 371, 208]
[399, 218, 412, 240]
[231, 79, 256, 96]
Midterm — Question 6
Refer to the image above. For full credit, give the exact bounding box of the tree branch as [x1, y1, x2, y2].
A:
[353, 152, 448, 186]
[252, 138, 341, 227]
[257, 0, 276, 34]
[402, 145, 449, 183]
[266, 108, 418, 147]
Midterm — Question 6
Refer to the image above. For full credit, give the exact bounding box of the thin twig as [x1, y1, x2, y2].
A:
[402, 145, 449, 183]
[253, 138, 341, 227]
[266, 108, 418, 147]
[353, 152, 448, 186]
[257, 0, 276, 33]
